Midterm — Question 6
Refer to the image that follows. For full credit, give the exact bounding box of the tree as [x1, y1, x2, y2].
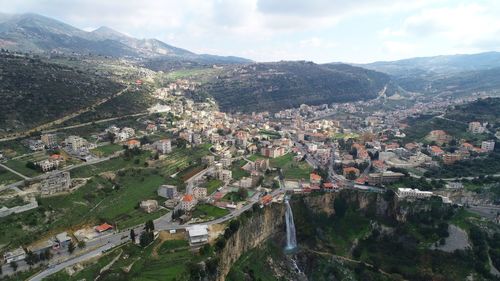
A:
[68, 241, 75, 254]
[10, 261, 18, 272]
[346, 171, 357, 180]
[334, 197, 348, 218]
[237, 187, 248, 200]
[145, 220, 155, 232]
[139, 231, 154, 247]
[78, 240, 86, 249]
[130, 229, 136, 242]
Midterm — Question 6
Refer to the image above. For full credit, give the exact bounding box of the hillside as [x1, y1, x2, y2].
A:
[0, 51, 122, 135]
[360, 52, 500, 95]
[196, 61, 396, 112]
[0, 13, 250, 65]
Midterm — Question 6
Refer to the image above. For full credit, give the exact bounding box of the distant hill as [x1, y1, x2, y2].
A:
[0, 51, 122, 135]
[358, 52, 500, 95]
[196, 61, 397, 112]
[0, 13, 251, 65]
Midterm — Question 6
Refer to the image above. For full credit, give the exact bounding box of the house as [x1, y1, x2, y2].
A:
[218, 170, 232, 182]
[468, 122, 486, 134]
[309, 173, 322, 184]
[126, 139, 141, 149]
[28, 139, 45, 151]
[154, 139, 172, 154]
[95, 223, 113, 233]
[27, 240, 55, 255]
[425, 130, 451, 145]
[140, 200, 159, 213]
[65, 135, 88, 151]
[193, 187, 208, 200]
[201, 155, 215, 165]
[37, 159, 60, 172]
[343, 167, 360, 178]
[3, 247, 26, 263]
[428, 145, 444, 157]
[41, 133, 58, 147]
[181, 194, 197, 211]
[481, 140, 495, 152]
[55, 232, 72, 248]
[146, 124, 158, 133]
[260, 146, 286, 158]
[239, 177, 253, 188]
[186, 225, 209, 246]
[157, 185, 177, 199]
[443, 153, 462, 165]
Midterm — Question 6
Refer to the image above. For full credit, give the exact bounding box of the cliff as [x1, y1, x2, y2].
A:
[216, 203, 285, 281]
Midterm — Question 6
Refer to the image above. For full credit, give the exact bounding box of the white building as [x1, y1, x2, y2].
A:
[468, 122, 486, 134]
[193, 187, 207, 200]
[481, 140, 495, 152]
[154, 139, 172, 154]
[140, 200, 159, 213]
[397, 188, 433, 199]
[157, 185, 177, 199]
[186, 225, 208, 245]
[65, 135, 88, 151]
[3, 247, 26, 263]
[180, 194, 197, 211]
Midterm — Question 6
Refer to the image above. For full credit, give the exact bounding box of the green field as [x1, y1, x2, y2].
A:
[192, 203, 229, 221]
[0, 166, 22, 185]
[44, 238, 208, 281]
[205, 179, 223, 194]
[231, 159, 250, 180]
[0, 168, 166, 248]
[3, 159, 41, 177]
[270, 153, 313, 180]
[70, 151, 152, 178]
[91, 144, 123, 157]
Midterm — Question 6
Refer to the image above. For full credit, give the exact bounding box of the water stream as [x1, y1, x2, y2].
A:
[285, 198, 297, 250]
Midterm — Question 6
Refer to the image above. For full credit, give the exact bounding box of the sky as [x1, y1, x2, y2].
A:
[2, 0, 500, 63]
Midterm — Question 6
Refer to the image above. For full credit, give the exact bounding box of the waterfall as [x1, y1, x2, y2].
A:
[285, 198, 297, 250]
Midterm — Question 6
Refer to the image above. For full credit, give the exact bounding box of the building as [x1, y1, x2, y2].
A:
[41, 133, 58, 147]
[28, 139, 45, 151]
[181, 194, 197, 211]
[397, 188, 433, 199]
[95, 223, 113, 233]
[186, 225, 208, 246]
[425, 130, 451, 145]
[342, 167, 360, 178]
[428, 145, 445, 157]
[65, 135, 88, 151]
[154, 139, 172, 154]
[55, 232, 72, 248]
[260, 146, 286, 158]
[157, 185, 177, 199]
[39, 171, 71, 195]
[37, 159, 60, 172]
[253, 159, 270, 171]
[193, 187, 208, 199]
[442, 153, 462, 165]
[126, 139, 141, 149]
[366, 172, 404, 185]
[140, 200, 159, 213]
[201, 155, 215, 165]
[309, 173, 322, 184]
[3, 247, 26, 263]
[446, 182, 464, 189]
[218, 169, 232, 182]
[481, 140, 496, 152]
[468, 122, 486, 134]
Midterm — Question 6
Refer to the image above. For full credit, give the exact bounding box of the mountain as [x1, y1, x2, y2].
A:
[0, 51, 122, 135]
[195, 61, 397, 112]
[359, 52, 500, 95]
[0, 13, 250, 64]
[362, 52, 500, 76]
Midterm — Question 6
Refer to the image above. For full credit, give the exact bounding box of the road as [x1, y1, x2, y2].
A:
[0, 163, 30, 180]
[24, 187, 284, 281]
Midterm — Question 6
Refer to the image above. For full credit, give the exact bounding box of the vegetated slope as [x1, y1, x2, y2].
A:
[198, 61, 395, 112]
[361, 52, 500, 95]
[0, 51, 122, 135]
[445, 97, 500, 126]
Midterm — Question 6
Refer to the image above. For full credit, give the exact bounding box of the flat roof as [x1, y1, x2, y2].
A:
[187, 225, 208, 237]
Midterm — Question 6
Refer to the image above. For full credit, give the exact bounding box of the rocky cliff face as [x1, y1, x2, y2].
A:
[216, 203, 286, 281]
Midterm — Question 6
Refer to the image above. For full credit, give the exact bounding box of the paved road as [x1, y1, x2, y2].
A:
[25, 187, 284, 281]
